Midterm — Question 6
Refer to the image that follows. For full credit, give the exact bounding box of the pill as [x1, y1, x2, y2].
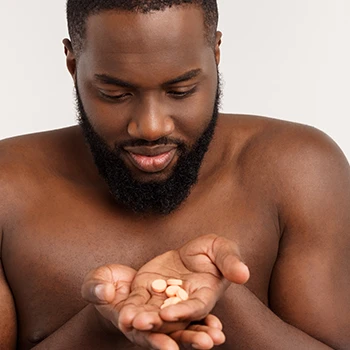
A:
[151, 279, 167, 293]
[169, 296, 182, 304]
[167, 279, 183, 286]
[161, 300, 175, 309]
[160, 298, 173, 309]
[165, 285, 181, 297]
[163, 296, 182, 306]
[176, 287, 189, 301]
[162, 297, 175, 306]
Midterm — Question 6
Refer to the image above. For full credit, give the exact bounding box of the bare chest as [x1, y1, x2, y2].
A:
[3, 179, 279, 347]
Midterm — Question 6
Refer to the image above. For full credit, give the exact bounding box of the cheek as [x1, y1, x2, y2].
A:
[172, 83, 217, 141]
[172, 100, 212, 139]
[78, 79, 130, 142]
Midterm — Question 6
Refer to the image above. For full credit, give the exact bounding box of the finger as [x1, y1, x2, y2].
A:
[81, 264, 136, 304]
[186, 324, 225, 346]
[202, 314, 223, 330]
[159, 293, 215, 322]
[82, 281, 117, 304]
[147, 333, 180, 350]
[133, 310, 190, 334]
[170, 329, 214, 350]
[130, 290, 174, 330]
[132, 310, 164, 331]
[120, 283, 185, 331]
[210, 236, 250, 284]
[118, 286, 153, 329]
[179, 234, 249, 284]
[130, 330, 180, 350]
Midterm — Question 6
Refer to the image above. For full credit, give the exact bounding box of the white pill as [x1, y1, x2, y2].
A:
[160, 298, 174, 309]
[167, 279, 183, 286]
[165, 285, 181, 297]
[169, 296, 182, 305]
[151, 279, 167, 293]
[161, 300, 174, 309]
[164, 296, 182, 306]
[176, 287, 189, 301]
[162, 297, 174, 306]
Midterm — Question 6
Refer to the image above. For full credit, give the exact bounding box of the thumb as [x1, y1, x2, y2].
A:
[82, 280, 116, 305]
[210, 236, 250, 284]
[81, 264, 136, 305]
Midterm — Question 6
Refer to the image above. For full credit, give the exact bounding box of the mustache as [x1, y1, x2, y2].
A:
[115, 137, 185, 149]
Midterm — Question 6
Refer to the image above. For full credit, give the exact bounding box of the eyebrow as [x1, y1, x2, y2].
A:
[94, 74, 135, 88]
[94, 68, 202, 89]
[162, 69, 202, 86]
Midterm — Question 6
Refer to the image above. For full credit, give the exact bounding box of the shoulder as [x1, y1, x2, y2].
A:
[224, 113, 348, 167]
[0, 126, 84, 228]
[0, 126, 81, 181]
[221, 113, 349, 202]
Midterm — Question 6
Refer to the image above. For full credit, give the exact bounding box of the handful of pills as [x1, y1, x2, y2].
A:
[151, 278, 189, 309]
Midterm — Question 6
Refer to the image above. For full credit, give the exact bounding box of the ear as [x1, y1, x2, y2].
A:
[62, 38, 77, 82]
[214, 31, 222, 66]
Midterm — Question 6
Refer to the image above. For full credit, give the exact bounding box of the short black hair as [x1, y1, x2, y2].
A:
[66, 0, 219, 56]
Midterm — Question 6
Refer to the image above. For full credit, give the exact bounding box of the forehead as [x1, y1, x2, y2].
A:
[79, 6, 213, 82]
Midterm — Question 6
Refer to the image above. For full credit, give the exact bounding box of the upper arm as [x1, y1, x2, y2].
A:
[0, 141, 18, 348]
[0, 241, 17, 348]
[269, 127, 350, 349]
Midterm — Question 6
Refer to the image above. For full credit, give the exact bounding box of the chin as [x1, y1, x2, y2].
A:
[128, 166, 176, 184]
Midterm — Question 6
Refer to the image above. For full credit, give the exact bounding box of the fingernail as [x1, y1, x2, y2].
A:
[243, 263, 250, 273]
[241, 262, 249, 271]
[94, 284, 105, 301]
[143, 324, 154, 330]
[240, 263, 250, 282]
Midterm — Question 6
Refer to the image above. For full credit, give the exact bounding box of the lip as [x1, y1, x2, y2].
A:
[124, 146, 178, 173]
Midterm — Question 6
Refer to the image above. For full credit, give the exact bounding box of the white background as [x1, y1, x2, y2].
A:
[1, 1, 349, 161]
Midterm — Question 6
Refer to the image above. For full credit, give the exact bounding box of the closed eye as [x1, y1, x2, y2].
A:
[167, 87, 197, 99]
[99, 91, 132, 102]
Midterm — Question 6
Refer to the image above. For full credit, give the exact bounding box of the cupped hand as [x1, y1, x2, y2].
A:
[118, 234, 250, 334]
[81, 263, 226, 350]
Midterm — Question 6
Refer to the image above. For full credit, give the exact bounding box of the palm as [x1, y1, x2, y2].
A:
[118, 234, 249, 332]
[81, 235, 246, 349]
[136, 249, 227, 311]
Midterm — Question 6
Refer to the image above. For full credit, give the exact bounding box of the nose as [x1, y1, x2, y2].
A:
[127, 94, 175, 141]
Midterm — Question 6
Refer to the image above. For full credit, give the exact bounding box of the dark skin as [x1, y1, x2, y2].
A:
[1, 5, 350, 350]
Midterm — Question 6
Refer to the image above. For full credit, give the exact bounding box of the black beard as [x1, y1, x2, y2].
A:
[76, 79, 221, 215]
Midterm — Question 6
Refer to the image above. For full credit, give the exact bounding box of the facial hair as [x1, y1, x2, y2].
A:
[76, 77, 221, 215]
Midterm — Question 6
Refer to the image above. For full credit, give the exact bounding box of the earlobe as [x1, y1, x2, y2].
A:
[214, 31, 222, 65]
[62, 38, 77, 81]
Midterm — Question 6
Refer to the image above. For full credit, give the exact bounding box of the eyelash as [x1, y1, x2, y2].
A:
[99, 92, 131, 102]
[99, 87, 197, 102]
[167, 87, 197, 99]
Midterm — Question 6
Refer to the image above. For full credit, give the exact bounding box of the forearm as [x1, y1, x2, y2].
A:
[214, 285, 333, 350]
[32, 304, 140, 350]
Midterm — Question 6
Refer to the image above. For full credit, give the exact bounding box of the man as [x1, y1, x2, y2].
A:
[0, 0, 349, 349]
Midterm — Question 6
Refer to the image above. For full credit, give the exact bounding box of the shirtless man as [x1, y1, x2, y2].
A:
[0, 1, 349, 349]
